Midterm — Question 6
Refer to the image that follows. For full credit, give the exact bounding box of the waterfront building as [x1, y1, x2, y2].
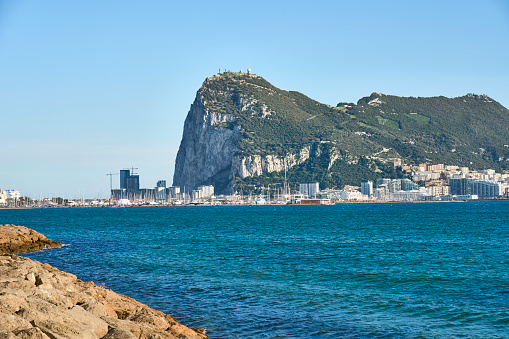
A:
[299, 182, 320, 198]
[166, 186, 181, 199]
[361, 180, 373, 197]
[198, 185, 215, 198]
[0, 189, 6, 205]
[373, 185, 389, 200]
[300, 199, 331, 205]
[6, 190, 20, 200]
[471, 180, 503, 198]
[319, 189, 343, 200]
[192, 190, 202, 201]
[126, 175, 140, 191]
[340, 190, 363, 200]
[120, 170, 130, 189]
[427, 185, 450, 197]
[449, 178, 475, 195]
[154, 186, 166, 201]
[390, 190, 426, 201]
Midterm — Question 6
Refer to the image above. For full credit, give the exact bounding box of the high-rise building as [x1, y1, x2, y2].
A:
[157, 180, 166, 188]
[300, 182, 320, 198]
[126, 175, 140, 191]
[361, 180, 373, 197]
[120, 170, 130, 189]
[449, 178, 475, 195]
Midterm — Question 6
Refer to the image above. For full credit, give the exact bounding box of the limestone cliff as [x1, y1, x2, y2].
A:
[172, 87, 243, 194]
[173, 72, 509, 194]
[172, 75, 315, 194]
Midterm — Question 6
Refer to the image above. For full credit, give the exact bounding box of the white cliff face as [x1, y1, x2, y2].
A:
[231, 148, 311, 179]
[175, 83, 353, 194]
[173, 88, 317, 194]
[173, 92, 243, 194]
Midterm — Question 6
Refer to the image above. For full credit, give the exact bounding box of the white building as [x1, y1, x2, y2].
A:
[390, 189, 427, 201]
[198, 185, 214, 198]
[340, 190, 363, 200]
[6, 190, 20, 201]
[0, 189, 6, 205]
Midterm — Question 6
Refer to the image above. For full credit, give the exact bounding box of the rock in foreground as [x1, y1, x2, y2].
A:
[0, 224, 62, 255]
[0, 225, 208, 338]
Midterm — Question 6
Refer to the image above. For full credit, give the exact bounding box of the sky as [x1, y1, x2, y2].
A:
[1, 0, 508, 199]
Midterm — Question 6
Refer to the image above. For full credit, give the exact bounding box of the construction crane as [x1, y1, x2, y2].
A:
[124, 167, 139, 176]
[106, 172, 119, 192]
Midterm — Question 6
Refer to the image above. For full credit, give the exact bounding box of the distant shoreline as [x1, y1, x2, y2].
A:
[1, 198, 508, 210]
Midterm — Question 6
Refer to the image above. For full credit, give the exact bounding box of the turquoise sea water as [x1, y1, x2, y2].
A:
[1, 202, 508, 338]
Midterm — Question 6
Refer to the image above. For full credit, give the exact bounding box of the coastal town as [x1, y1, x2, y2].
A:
[2, 159, 508, 208]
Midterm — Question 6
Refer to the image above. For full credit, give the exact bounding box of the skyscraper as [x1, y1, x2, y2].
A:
[120, 169, 130, 189]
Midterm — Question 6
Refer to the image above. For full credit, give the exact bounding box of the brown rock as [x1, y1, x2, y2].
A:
[31, 319, 97, 339]
[0, 313, 31, 333]
[0, 225, 61, 255]
[103, 327, 138, 339]
[0, 225, 209, 339]
[13, 327, 51, 339]
[66, 305, 109, 338]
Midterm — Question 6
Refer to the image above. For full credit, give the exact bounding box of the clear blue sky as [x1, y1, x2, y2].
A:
[1, 0, 508, 199]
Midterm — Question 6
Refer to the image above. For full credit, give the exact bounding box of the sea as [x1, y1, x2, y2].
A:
[1, 202, 508, 338]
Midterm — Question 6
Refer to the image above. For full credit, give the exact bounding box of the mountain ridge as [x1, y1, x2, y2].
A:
[173, 72, 509, 194]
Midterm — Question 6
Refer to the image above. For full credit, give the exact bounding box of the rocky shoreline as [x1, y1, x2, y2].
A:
[0, 224, 209, 339]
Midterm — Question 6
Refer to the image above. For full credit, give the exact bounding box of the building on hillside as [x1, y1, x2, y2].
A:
[361, 180, 373, 197]
[376, 179, 391, 188]
[401, 178, 419, 191]
[413, 171, 441, 182]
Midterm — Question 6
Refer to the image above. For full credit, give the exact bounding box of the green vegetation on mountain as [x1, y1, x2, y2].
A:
[199, 72, 509, 192]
